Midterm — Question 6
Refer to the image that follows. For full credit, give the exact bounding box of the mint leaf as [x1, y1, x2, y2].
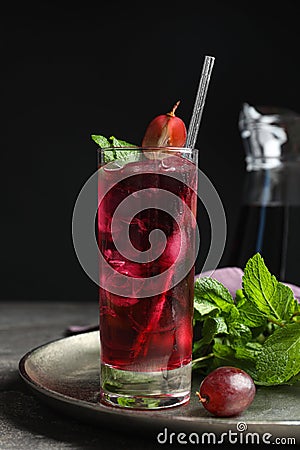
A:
[193, 297, 219, 318]
[203, 316, 228, 342]
[91, 135, 115, 162]
[242, 253, 296, 324]
[109, 136, 135, 148]
[109, 136, 138, 162]
[236, 288, 267, 328]
[91, 134, 136, 148]
[91, 134, 137, 163]
[256, 322, 300, 385]
[193, 316, 228, 357]
[91, 134, 111, 147]
[227, 321, 252, 348]
[211, 341, 258, 378]
[235, 342, 262, 363]
[194, 277, 237, 315]
[212, 341, 236, 363]
[276, 282, 299, 319]
[285, 372, 300, 384]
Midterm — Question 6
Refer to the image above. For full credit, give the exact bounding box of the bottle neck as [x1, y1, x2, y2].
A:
[240, 103, 300, 172]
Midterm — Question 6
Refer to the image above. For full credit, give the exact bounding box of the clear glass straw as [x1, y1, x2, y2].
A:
[186, 55, 215, 149]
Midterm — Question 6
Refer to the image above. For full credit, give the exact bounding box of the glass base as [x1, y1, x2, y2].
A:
[100, 362, 192, 409]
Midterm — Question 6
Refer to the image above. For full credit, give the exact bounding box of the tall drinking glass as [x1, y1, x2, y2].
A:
[97, 147, 198, 409]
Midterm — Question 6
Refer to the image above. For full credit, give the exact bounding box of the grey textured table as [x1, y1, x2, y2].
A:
[0, 301, 173, 450]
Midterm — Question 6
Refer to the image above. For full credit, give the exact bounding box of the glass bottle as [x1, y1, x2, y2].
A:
[230, 103, 300, 284]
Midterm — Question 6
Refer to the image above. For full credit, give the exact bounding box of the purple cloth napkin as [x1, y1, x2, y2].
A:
[196, 266, 300, 301]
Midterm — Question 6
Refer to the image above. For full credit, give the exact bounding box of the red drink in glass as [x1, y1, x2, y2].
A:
[98, 147, 198, 408]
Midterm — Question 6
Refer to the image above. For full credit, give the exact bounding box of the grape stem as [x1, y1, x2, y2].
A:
[167, 101, 180, 117]
[196, 391, 208, 404]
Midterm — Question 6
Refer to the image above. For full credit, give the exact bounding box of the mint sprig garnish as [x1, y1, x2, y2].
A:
[91, 134, 137, 163]
[192, 253, 300, 385]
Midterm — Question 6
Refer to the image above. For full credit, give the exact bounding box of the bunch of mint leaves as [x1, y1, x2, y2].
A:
[192, 253, 300, 386]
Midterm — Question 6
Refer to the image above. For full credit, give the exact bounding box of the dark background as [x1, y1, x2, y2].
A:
[1, 1, 300, 301]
